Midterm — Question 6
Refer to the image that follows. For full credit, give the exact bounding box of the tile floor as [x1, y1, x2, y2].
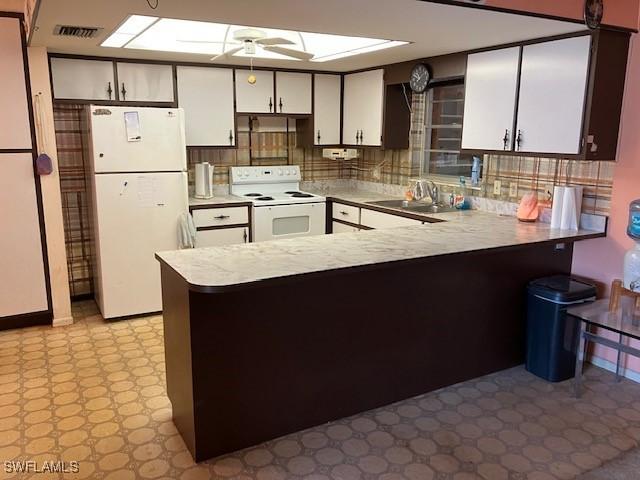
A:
[1, 301, 640, 479]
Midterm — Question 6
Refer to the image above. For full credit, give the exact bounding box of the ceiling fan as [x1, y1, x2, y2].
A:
[178, 28, 314, 61]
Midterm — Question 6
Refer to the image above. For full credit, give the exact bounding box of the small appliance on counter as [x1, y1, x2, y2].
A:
[194, 162, 214, 199]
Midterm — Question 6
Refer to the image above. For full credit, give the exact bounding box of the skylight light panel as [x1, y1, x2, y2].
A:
[126, 18, 228, 54]
[311, 40, 409, 62]
[100, 15, 158, 48]
[101, 16, 409, 62]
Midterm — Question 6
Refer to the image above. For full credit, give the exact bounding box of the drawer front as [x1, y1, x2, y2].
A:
[192, 206, 248, 228]
[195, 227, 248, 247]
[360, 209, 422, 229]
[332, 203, 360, 224]
[332, 221, 359, 234]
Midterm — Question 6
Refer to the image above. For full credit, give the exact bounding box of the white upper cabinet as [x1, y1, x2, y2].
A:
[515, 36, 591, 155]
[116, 62, 174, 102]
[275, 72, 311, 114]
[177, 66, 235, 146]
[0, 17, 31, 150]
[50, 57, 116, 101]
[314, 74, 341, 145]
[235, 70, 274, 113]
[461, 47, 520, 151]
[343, 69, 384, 146]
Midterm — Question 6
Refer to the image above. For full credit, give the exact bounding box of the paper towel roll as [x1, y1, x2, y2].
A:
[560, 186, 583, 231]
[550, 186, 565, 229]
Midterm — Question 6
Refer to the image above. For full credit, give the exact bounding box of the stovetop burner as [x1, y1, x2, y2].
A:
[285, 191, 301, 195]
[244, 193, 263, 197]
[256, 196, 274, 201]
[290, 193, 314, 198]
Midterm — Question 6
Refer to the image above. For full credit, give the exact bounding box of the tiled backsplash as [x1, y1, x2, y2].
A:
[188, 134, 348, 185]
[188, 95, 615, 216]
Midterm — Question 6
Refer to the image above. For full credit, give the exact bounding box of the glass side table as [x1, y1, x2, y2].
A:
[569, 298, 640, 397]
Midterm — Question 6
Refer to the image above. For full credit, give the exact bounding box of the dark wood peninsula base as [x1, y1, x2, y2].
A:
[159, 241, 573, 462]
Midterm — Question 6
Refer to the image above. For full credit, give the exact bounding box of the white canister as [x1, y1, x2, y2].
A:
[624, 242, 640, 292]
[194, 163, 214, 199]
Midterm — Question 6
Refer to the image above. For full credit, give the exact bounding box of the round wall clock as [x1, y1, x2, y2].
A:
[409, 63, 431, 94]
[584, 0, 604, 30]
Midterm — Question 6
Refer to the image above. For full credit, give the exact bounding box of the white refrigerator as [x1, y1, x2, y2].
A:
[88, 106, 188, 319]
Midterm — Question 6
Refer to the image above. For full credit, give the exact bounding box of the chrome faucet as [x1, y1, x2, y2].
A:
[426, 181, 439, 204]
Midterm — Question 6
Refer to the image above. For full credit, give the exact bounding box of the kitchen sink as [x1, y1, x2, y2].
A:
[367, 199, 458, 214]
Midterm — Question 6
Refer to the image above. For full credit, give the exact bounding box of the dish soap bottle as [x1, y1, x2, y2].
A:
[454, 176, 470, 210]
[624, 199, 640, 292]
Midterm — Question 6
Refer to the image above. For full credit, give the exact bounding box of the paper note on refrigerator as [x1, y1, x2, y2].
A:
[137, 176, 155, 208]
[137, 176, 167, 207]
[124, 111, 142, 142]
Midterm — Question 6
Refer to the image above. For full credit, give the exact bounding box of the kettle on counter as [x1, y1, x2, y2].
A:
[194, 162, 214, 199]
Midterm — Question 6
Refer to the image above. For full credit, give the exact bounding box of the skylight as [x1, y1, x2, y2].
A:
[101, 16, 409, 62]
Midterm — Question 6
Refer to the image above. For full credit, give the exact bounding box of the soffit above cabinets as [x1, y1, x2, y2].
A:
[32, 0, 586, 72]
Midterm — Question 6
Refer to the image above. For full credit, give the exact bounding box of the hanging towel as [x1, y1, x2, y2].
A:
[178, 212, 197, 249]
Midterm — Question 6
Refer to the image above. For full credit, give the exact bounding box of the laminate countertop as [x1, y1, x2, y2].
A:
[159, 189, 605, 292]
[188, 195, 249, 208]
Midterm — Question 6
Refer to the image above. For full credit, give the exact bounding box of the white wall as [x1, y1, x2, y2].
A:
[28, 46, 73, 326]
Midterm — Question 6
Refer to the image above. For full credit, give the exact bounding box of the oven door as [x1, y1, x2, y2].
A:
[253, 202, 326, 242]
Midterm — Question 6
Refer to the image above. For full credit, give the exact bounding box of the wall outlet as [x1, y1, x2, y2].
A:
[509, 182, 518, 198]
[493, 180, 502, 196]
[544, 184, 555, 202]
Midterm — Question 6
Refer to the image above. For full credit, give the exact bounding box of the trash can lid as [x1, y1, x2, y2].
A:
[528, 275, 597, 303]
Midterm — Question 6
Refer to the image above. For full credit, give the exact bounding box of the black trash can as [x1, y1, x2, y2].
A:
[526, 275, 596, 382]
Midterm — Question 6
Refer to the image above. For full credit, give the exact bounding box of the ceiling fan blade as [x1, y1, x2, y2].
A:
[262, 46, 314, 60]
[255, 37, 295, 46]
[176, 39, 227, 44]
[210, 46, 243, 62]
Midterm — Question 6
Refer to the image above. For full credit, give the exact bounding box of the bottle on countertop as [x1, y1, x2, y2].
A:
[454, 176, 470, 210]
[471, 156, 481, 186]
[628, 199, 640, 240]
[624, 200, 640, 292]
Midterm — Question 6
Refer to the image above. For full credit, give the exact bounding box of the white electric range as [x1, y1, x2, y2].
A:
[230, 166, 326, 242]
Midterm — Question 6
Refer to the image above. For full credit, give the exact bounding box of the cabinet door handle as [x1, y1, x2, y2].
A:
[243, 229, 248, 243]
[502, 129, 509, 150]
[214, 215, 230, 220]
[516, 130, 523, 151]
[317, 130, 321, 143]
[120, 83, 127, 101]
[279, 97, 283, 113]
[107, 82, 113, 100]
[269, 97, 273, 113]
[340, 211, 349, 216]
[355, 131, 359, 144]
[360, 130, 364, 144]
[229, 130, 234, 145]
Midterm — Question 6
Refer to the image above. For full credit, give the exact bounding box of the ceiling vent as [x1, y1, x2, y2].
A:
[53, 25, 103, 39]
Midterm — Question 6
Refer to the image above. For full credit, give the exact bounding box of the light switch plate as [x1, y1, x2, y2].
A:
[493, 180, 502, 196]
[509, 182, 518, 198]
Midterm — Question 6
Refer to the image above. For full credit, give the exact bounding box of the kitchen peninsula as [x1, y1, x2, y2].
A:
[156, 201, 605, 462]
